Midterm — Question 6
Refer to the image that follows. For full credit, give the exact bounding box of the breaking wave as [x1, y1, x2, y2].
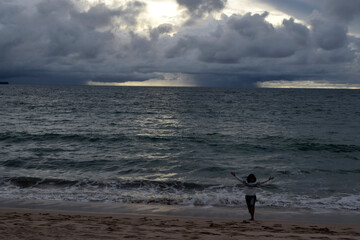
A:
[0, 177, 359, 211]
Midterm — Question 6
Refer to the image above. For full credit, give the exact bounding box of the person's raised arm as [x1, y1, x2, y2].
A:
[230, 172, 245, 183]
[259, 176, 274, 185]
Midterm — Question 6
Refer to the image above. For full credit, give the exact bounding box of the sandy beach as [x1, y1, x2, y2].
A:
[0, 207, 359, 240]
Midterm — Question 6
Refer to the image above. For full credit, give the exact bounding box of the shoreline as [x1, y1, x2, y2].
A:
[1, 198, 359, 225]
[0, 207, 359, 240]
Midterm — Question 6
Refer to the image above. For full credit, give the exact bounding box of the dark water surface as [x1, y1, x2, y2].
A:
[0, 86, 359, 211]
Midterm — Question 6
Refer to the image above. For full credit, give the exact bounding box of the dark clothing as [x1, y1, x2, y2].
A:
[245, 195, 256, 213]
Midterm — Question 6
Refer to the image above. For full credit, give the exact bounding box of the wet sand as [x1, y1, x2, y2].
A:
[0, 208, 359, 240]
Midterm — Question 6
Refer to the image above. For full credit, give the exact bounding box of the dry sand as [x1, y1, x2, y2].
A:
[0, 208, 359, 240]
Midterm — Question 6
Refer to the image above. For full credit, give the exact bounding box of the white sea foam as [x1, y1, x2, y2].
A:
[0, 182, 359, 212]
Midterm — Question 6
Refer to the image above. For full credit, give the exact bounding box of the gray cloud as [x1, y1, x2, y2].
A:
[177, 0, 227, 14]
[36, 0, 73, 16]
[150, 24, 173, 41]
[0, 0, 148, 84]
[323, 0, 360, 36]
[167, 13, 307, 63]
[71, 1, 146, 28]
[0, 0, 146, 59]
[0, 0, 359, 87]
[257, 0, 360, 35]
[282, 18, 309, 46]
[165, 12, 358, 85]
[256, 0, 323, 20]
[177, 0, 227, 25]
[324, 0, 360, 22]
[311, 16, 347, 51]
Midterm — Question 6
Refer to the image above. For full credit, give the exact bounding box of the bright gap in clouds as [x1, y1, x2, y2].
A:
[84, 0, 293, 27]
[87, 73, 197, 87]
[225, 0, 293, 26]
[146, 0, 179, 26]
[84, 0, 180, 27]
[257, 81, 360, 89]
[87, 79, 197, 87]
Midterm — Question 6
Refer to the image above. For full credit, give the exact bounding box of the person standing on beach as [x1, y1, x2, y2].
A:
[231, 172, 274, 221]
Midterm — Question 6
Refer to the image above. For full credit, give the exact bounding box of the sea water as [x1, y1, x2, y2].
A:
[0, 86, 359, 212]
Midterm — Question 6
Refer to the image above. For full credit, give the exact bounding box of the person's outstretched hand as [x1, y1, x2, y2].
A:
[231, 172, 235, 176]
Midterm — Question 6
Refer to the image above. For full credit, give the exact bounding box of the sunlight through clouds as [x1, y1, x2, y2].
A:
[257, 80, 360, 89]
[1, 0, 360, 88]
[87, 73, 197, 87]
[225, 0, 293, 26]
[146, 0, 180, 26]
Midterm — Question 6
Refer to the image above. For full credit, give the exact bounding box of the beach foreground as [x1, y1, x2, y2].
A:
[0, 208, 359, 240]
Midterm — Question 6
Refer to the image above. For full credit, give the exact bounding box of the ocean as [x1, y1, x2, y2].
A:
[0, 85, 359, 212]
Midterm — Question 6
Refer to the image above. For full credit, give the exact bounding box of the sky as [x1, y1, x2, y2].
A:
[1, 0, 360, 88]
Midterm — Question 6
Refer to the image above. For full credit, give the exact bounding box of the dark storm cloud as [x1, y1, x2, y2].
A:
[164, 12, 358, 85]
[257, 0, 360, 35]
[0, 0, 124, 60]
[36, 0, 73, 15]
[71, 1, 146, 28]
[0, 0, 359, 87]
[149, 24, 173, 41]
[176, 0, 227, 25]
[311, 16, 347, 50]
[323, 0, 360, 36]
[167, 13, 310, 63]
[324, 0, 360, 22]
[177, 0, 227, 14]
[0, 0, 147, 84]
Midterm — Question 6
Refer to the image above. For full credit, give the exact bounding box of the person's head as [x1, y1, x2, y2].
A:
[247, 174, 256, 183]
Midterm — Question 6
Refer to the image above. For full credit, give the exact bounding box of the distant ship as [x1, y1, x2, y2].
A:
[0, 82, 9, 84]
